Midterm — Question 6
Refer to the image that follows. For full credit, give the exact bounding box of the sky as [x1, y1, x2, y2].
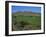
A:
[12, 6, 41, 13]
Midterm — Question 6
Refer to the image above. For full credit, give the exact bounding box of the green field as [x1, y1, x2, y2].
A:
[12, 14, 41, 31]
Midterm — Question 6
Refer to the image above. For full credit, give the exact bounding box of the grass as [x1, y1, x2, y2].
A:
[12, 15, 41, 31]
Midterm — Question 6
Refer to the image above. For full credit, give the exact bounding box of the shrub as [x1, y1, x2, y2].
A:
[20, 21, 30, 26]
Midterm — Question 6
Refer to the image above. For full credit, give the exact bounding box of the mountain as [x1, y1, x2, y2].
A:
[12, 11, 41, 16]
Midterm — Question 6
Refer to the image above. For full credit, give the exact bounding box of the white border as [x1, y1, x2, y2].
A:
[9, 3, 44, 35]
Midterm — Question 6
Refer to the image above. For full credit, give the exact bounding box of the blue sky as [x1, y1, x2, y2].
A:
[12, 6, 41, 13]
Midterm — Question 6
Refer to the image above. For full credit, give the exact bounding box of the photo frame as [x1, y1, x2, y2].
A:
[5, 1, 45, 36]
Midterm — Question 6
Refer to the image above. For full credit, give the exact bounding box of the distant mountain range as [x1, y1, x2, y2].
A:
[12, 11, 41, 16]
